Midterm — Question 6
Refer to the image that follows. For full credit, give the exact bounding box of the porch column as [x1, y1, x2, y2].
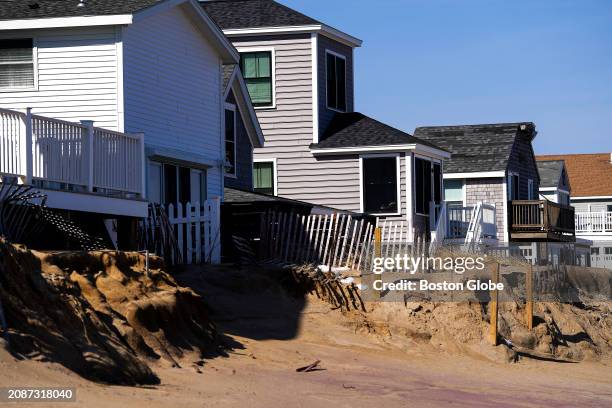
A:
[405, 152, 414, 242]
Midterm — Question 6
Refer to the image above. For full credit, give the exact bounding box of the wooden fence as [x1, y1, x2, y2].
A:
[168, 198, 221, 264]
[259, 211, 375, 271]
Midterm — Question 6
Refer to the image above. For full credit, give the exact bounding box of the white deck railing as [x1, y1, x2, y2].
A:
[0, 107, 144, 196]
[575, 211, 612, 234]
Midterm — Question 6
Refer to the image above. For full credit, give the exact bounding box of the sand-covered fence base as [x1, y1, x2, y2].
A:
[0, 240, 216, 385]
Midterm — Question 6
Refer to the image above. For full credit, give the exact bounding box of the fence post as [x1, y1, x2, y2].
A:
[489, 262, 500, 346]
[136, 132, 146, 198]
[20, 107, 33, 184]
[525, 263, 533, 330]
[80, 120, 95, 192]
[374, 227, 382, 258]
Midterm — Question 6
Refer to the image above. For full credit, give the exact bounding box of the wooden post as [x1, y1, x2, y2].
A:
[22, 107, 33, 185]
[525, 263, 533, 330]
[374, 227, 382, 258]
[489, 262, 500, 346]
[80, 119, 95, 192]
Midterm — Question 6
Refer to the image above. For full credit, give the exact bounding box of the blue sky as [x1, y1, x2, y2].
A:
[283, 0, 612, 154]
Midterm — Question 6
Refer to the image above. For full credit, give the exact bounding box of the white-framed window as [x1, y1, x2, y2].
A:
[147, 161, 207, 206]
[527, 178, 534, 199]
[238, 47, 275, 109]
[414, 155, 442, 216]
[325, 50, 346, 112]
[0, 38, 36, 90]
[444, 179, 464, 207]
[253, 158, 277, 196]
[224, 103, 237, 177]
[508, 171, 520, 200]
[360, 154, 401, 215]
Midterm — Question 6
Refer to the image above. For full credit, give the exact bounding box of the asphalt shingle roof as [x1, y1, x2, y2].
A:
[537, 154, 612, 198]
[413, 123, 535, 173]
[311, 112, 445, 151]
[200, 0, 319, 29]
[0, 0, 164, 20]
[536, 160, 564, 188]
[222, 64, 236, 90]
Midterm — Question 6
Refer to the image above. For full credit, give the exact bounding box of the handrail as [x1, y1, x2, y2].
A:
[510, 200, 575, 235]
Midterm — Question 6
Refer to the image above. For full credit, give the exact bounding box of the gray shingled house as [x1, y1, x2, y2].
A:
[414, 123, 575, 243]
[535, 160, 571, 205]
[201, 0, 450, 238]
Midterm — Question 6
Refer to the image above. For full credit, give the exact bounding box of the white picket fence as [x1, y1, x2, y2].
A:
[167, 198, 221, 264]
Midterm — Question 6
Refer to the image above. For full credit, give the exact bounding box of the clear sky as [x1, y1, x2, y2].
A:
[283, 0, 612, 154]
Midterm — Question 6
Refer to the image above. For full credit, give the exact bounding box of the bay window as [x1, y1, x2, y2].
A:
[361, 156, 399, 214]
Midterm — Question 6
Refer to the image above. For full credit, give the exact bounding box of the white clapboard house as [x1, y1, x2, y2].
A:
[0, 0, 249, 260]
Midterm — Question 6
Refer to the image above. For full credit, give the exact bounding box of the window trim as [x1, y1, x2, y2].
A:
[359, 153, 401, 216]
[413, 154, 442, 217]
[253, 157, 278, 196]
[223, 102, 237, 178]
[527, 178, 534, 200]
[325, 49, 347, 113]
[237, 46, 276, 110]
[0, 36, 38, 92]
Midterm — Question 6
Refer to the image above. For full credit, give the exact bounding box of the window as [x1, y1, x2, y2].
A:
[0, 38, 35, 89]
[605, 247, 612, 255]
[607, 205, 612, 212]
[151, 163, 206, 206]
[326, 51, 346, 111]
[253, 161, 275, 195]
[444, 179, 464, 206]
[415, 157, 442, 215]
[224, 106, 236, 176]
[508, 173, 519, 200]
[240, 51, 273, 107]
[361, 156, 398, 214]
[591, 247, 599, 256]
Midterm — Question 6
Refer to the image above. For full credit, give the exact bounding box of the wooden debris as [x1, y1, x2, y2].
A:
[296, 360, 321, 372]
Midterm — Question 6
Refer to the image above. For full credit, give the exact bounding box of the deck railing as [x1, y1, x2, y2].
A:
[0, 107, 144, 196]
[575, 211, 612, 234]
[510, 200, 575, 235]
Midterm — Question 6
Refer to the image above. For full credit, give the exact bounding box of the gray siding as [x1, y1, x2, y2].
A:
[465, 178, 506, 241]
[224, 90, 253, 191]
[572, 198, 612, 213]
[317, 35, 354, 137]
[507, 135, 540, 199]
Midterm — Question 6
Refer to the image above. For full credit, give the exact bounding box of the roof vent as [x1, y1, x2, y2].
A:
[77, 0, 85, 7]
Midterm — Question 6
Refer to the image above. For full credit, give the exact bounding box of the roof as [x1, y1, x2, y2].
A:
[201, 0, 319, 29]
[536, 160, 565, 188]
[0, 0, 163, 20]
[224, 187, 313, 206]
[414, 122, 536, 173]
[200, 0, 362, 47]
[222, 64, 235, 90]
[311, 112, 447, 152]
[536, 154, 612, 198]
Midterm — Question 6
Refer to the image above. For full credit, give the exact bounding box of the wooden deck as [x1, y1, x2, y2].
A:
[509, 200, 575, 242]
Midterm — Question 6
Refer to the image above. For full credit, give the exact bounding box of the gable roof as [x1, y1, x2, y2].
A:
[201, 0, 318, 29]
[200, 0, 362, 47]
[536, 153, 612, 198]
[310, 112, 448, 155]
[223, 64, 265, 147]
[536, 160, 565, 189]
[0, 0, 239, 62]
[413, 122, 536, 174]
[0, 0, 164, 20]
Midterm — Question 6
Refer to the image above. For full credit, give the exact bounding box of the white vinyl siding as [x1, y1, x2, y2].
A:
[122, 6, 224, 197]
[0, 27, 120, 130]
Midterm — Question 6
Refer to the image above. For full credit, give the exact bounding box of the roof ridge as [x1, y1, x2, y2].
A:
[416, 122, 534, 130]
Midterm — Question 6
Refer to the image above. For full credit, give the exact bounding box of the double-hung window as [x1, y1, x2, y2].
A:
[415, 157, 442, 215]
[0, 38, 35, 89]
[253, 160, 275, 195]
[326, 51, 346, 111]
[224, 106, 236, 176]
[240, 51, 273, 107]
[361, 156, 399, 214]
